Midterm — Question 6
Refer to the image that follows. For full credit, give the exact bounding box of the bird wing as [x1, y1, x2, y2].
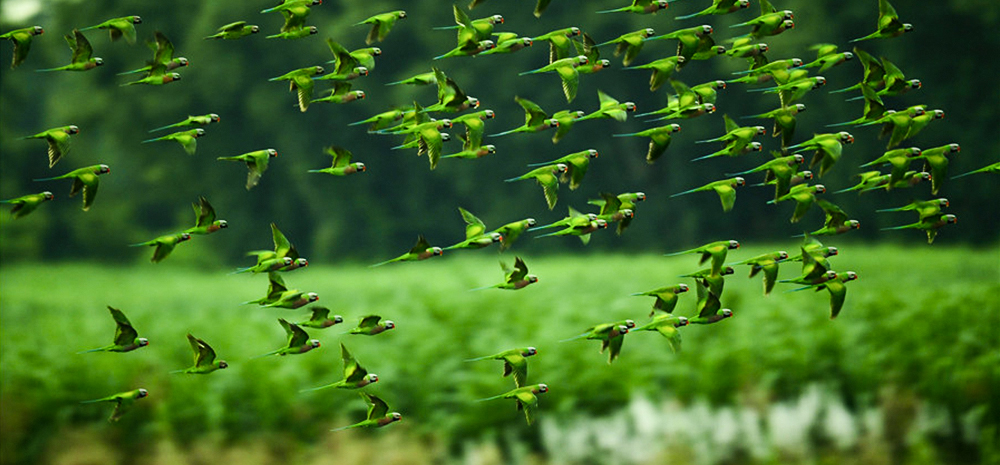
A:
[516, 96, 548, 126]
[341, 343, 368, 382]
[459, 207, 487, 239]
[190, 334, 217, 367]
[826, 280, 847, 318]
[713, 184, 737, 212]
[283, 319, 309, 347]
[817, 199, 848, 227]
[540, 176, 559, 209]
[418, 128, 444, 170]
[193, 197, 216, 227]
[80, 175, 100, 211]
[359, 315, 382, 330]
[70, 30, 93, 63]
[310, 306, 331, 322]
[409, 235, 432, 255]
[152, 31, 174, 65]
[270, 223, 294, 258]
[655, 324, 682, 352]
[220, 21, 247, 33]
[363, 392, 390, 420]
[510, 257, 529, 282]
[109, 306, 138, 346]
[514, 391, 538, 425]
[555, 65, 579, 102]
[327, 146, 353, 168]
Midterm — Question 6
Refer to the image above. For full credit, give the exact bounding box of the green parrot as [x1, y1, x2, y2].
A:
[423, 68, 480, 114]
[269, 66, 325, 112]
[33, 164, 110, 211]
[233, 257, 294, 275]
[490, 96, 560, 137]
[612, 123, 681, 163]
[597, 0, 669, 14]
[120, 70, 181, 87]
[666, 240, 740, 277]
[443, 207, 503, 251]
[858, 106, 926, 148]
[36, 30, 102, 72]
[205, 21, 259, 40]
[829, 48, 884, 94]
[253, 318, 321, 358]
[490, 218, 536, 251]
[692, 141, 763, 161]
[688, 287, 733, 325]
[725, 42, 769, 60]
[141, 128, 204, 155]
[79, 16, 142, 44]
[596, 28, 656, 67]
[371, 235, 443, 267]
[865, 57, 921, 99]
[246, 272, 319, 309]
[729, 0, 794, 40]
[1, 191, 54, 219]
[787, 233, 837, 264]
[745, 103, 806, 148]
[575, 90, 636, 123]
[478, 384, 549, 425]
[589, 192, 646, 235]
[184, 197, 227, 235]
[504, 164, 569, 210]
[648, 25, 714, 63]
[266, 26, 318, 40]
[298, 306, 344, 329]
[396, 119, 454, 170]
[834, 170, 929, 194]
[529, 206, 596, 232]
[828, 84, 885, 127]
[472, 257, 538, 291]
[433, 39, 495, 60]
[466, 347, 537, 387]
[348, 315, 395, 336]
[437, 4, 503, 44]
[691, 115, 765, 162]
[242, 222, 308, 273]
[331, 393, 402, 431]
[449, 110, 495, 150]
[809, 200, 860, 236]
[534, 218, 608, 244]
[951, 162, 1000, 179]
[632, 283, 689, 316]
[622, 55, 684, 92]
[749, 76, 827, 106]
[308, 146, 366, 176]
[79, 306, 149, 353]
[632, 315, 688, 353]
[681, 266, 735, 300]
[781, 244, 838, 286]
[547, 109, 585, 144]
[81, 388, 148, 422]
[519, 55, 588, 102]
[566, 33, 611, 74]
[649, 103, 716, 122]
[859, 147, 923, 187]
[130, 232, 191, 263]
[787, 132, 854, 178]
[913, 144, 960, 195]
[441, 145, 496, 161]
[324, 38, 380, 72]
[768, 183, 827, 224]
[852, 0, 912, 42]
[217, 149, 278, 190]
[479, 34, 533, 55]
[569, 319, 634, 363]
[172, 334, 228, 374]
[801, 50, 853, 73]
[882, 214, 957, 244]
[590, 194, 634, 232]
[525, 149, 598, 191]
[877, 198, 949, 223]
[149, 114, 220, 133]
[350, 107, 412, 130]
[899, 110, 945, 147]
[532, 26, 582, 63]
[729, 250, 789, 295]
[20, 125, 79, 168]
[119, 31, 188, 77]
[792, 271, 858, 319]
[677, 0, 749, 20]
[670, 177, 745, 212]
[1, 25, 43, 69]
[357, 10, 406, 44]
[301, 343, 379, 392]
[310, 81, 365, 105]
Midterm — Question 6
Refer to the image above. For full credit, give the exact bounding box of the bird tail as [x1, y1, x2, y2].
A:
[694, 137, 724, 144]
[612, 132, 640, 137]
[464, 355, 496, 362]
[844, 95, 864, 102]
[633, 110, 662, 118]
[369, 258, 396, 268]
[880, 224, 913, 231]
[229, 267, 253, 275]
[729, 20, 751, 28]
[595, 6, 628, 13]
[828, 85, 858, 94]
[140, 136, 165, 144]
[832, 187, 858, 194]
[527, 224, 558, 232]
[32, 175, 65, 182]
[299, 384, 335, 393]
[475, 393, 508, 402]
[34, 67, 62, 72]
[432, 25, 459, 30]
[348, 118, 374, 126]
[467, 284, 497, 292]
[259, 5, 283, 13]
[249, 349, 280, 359]
[490, 129, 520, 138]
[558, 333, 588, 343]
[533, 231, 561, 239]
[169, 369, 187, 374]
[950, 171, 978, 179]
[689, 152, 722, 162]
[746, 86, 776, 93]
[76, 347, 106, 354]
[116, 68, 146, 76]
[525, 160, 557, 167]
[670, 187, 703, 198]
[128, 242, 152, 247]
[78, 25, 100, 31]
[825, 121, 856, 128]
[79, 397, 108, 404]
[432, 53, 449, 61]
[517, 68, 543, 76]
[502, 175, 525, 183]
[674, 11, 703, 20]
[148, 123, 179, 133]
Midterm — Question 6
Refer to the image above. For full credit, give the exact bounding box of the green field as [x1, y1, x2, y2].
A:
[1, 245, 998, 464]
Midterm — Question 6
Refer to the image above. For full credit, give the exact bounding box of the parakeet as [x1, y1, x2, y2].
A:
[466, 347, 537, 387]
[729, 250, 789, 295]
[745, 103, 806, 148]
[676, 0, 749, 20]
[141, 128, 204, 155]
[769, 184, 827, 224]
[19, 125, 79, 167]
[692, 114, 765, 160]
[119, 31, 188, 77]
[525, 149, 598, 191]
[914, 144, 960, 195]
[261, 0, 321, 38]
[491, 96, 561, 137]
[330, 393, 402, 431]
[472, 257, 538, 291]
[680, 266, 735, 300]
[480, 34, 533, 55]
[632, 283, 689, 316]
[245, 272, 318, 309]
[130, 232, 191, 263]
[490, 218, 536, 251]
[688, 287, 733, 325]
[671, 177, 745, 212]
[632, 315, 688, 353]
[612, 123, 681, 163]
[444, 207, 503, 251]
[33, 164, 110, 211]
[184, 197, 227, 235]
[36, 30, 102, 72]
[951, 162, 999, 179]
[858, 147, 923, 187]
[648, 25, 715, 64]
[80, 388, 148, 422]
[297, 306, 344, 329]
[217, 149, 278, 190]
[519, 55, 589, 102]
[665, 240, 740, 277]
[205, 21, 259, 40]
[269, 66, 324, 112]
[504, 163, 569, 210]
[575, 90, 636, 123]
[597, 0, 669, 15]
[809, 199, 861, 236]
[371, 235, 443, 267]
[1, 191, 54, 219]
[149, 114, 220, 133]
[423, 68, 480, 114]
[348, 315, 395, 336]
[301, 343, 379, 392]
[357, 10, 407, 45]
[265, 26, 318, 40]
[79, 15, 142, 44]
[308, 146, 366, 176]
[478, 384, 549, 425]
[793, 271, 858, 319]
[622, 55, 684, 92]
[533, 27, 581, 63]
[851, 0, 912, 42]
[596, 28, 655, 67]
[882, 214, 957, 244]
[787, 132, 854, 178]
[1, 25, 44, 68]
[78, 306, 148, 353]
[253, 318, 321, 358]
[171, 334, 228, 374]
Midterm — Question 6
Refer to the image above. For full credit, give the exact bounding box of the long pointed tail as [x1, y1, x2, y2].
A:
[844, 95, 864, 102]
[33, 175, 64, 182]
[348, 119, 373, 126]
[464, 355, 496, 362]
[880, 224, 913, 231]
[141, 137, 164, 144]
[612, 132, 640, 138]
[299, 384, 336, 393]
[249, 350, 280, 359]
[148, 123, 180, 133]
[502, 176, 524, 183]
[595, 7, 627, 13]
[490, 129, 522, 138]
[674, 12, 703, 20]
[517, 69, 543, 76]
[829, 86, 858, 94]
[35, 68, 62, 72]
[533, 231, 560, 239]
[825, 121, 856, 128]
[670, 187, 702, 198]
[690, 152, 722, 162]
[76, 347, 106, 354]
[432, 25, 459, 30]
[169, 369, 187, 374]
[527, 224, 559, 232]
[116, 68, 146, 76]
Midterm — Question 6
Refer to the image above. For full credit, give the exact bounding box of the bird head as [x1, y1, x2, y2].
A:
[307, 26, 318, 35]
[94, 58, 105, 66]
[209, 114, 221, 123]
[354, 162, 367, 172]
[307, 293, 319, 303]
[384, 320, 395, 330]
[757, 43, 770, 53]
[490, 15, 504, 24]
[792, 154, 805, 164]
[575, 55, 589, 65]
[907, 79, 922, 89]
[595, 219, 608, 229]
[267, 149, 278, 157]
[903, 23, 914, 33]
[484, 145, 497, 154]
[42, 191, 55, 200]
[97, 165, 111, 175]
[728, 240, 740, 249]
[468, 97, 480, 108]
[944, 214, 957, 224]
[31, 26, 44, 35]
[838, 132, 854, 143]
[676, 316, 690, 327]
[814, 185, 827, 194]
[524, 347, 538, 356]
[624, 320, 636, 329]
[781, 10, 794, 20]
[250, 25, 260, 33]
[368, 374, 379, 383]
[704, 103, 716, 113]
[179, 233, 192, 242]
[749, 142, 763, 152]
[946, 143, 960, 153]
[177, 57, 189, 67]
[194, 128, 206, 137]
[527, 275, 539, 283]
[814, 76, 826, 86]
[790, 58, 803, 67]
[826, 247, 839, 257]
[440, 119, 453, 129]
[536, 384, 549, 394]
[842, 271, 858, 282]
[932, 110, 945, 120]
[525, 218, 537, 227]
[481, 40, 496, 50]
[643, 28, 655, 38]
[555, 163, 569, 173]
[907, 147, 922, 157]
[545, 119, 560, 128]
[313, 66, 325, 75]
[391, 412, 403, 421]
[371, 47, 382, 56]
[441, 133, 451, 142]
[722, 266, 735, 276]
[137, 388, 149, 398]
[621, 209, 634, 219]
[568, 27, 581, 37]
[677, 283, 689, 293]
[655, 0, 668, 7]
[937, 198, 950, 208]
[522, 38, 534, 47]
[430, 247, 444, 256]
[616, 325, 629, 335]
[131, 16, 143, 24]
[800, 171, 814, 181]
[586, 213, 598, 221]
[776, 251, 790, 261]
[397, 10, 407, 18]
[67, 125, 81, 135]
[635, 192, 647, 202]
[586, 149, 599, 159]
[215, 221, 228, 231]
[309, 339, 321, 348]
[333, 315, 344, 324]
[848, 220, 861, 229]
[353, 91, 366, 100]
[138, 338, 149, 347]
[489, 232, 503, 243]
[295, 258, 309, 267]
[483, 109, 496, 119]
[218, 361, 229, 369]
[700, 25, 713, 35]
[738, 0, 750, 7]
[824, 271, 838, 281]
[733, 177, 746, 187]
[721, 309, 734, 318]
[167, 73, 181, 81]
[355, 66, 369, 76]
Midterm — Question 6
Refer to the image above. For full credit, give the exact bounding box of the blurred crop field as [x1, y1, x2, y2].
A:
[1, 244, 998, 465]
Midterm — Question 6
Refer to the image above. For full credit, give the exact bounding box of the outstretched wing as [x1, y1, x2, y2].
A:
[459, 207, 487, 239]
[109, 306, 138, 346]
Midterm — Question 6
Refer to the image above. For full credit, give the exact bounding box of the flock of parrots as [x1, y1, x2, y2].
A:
[2, 0, 997, 429]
